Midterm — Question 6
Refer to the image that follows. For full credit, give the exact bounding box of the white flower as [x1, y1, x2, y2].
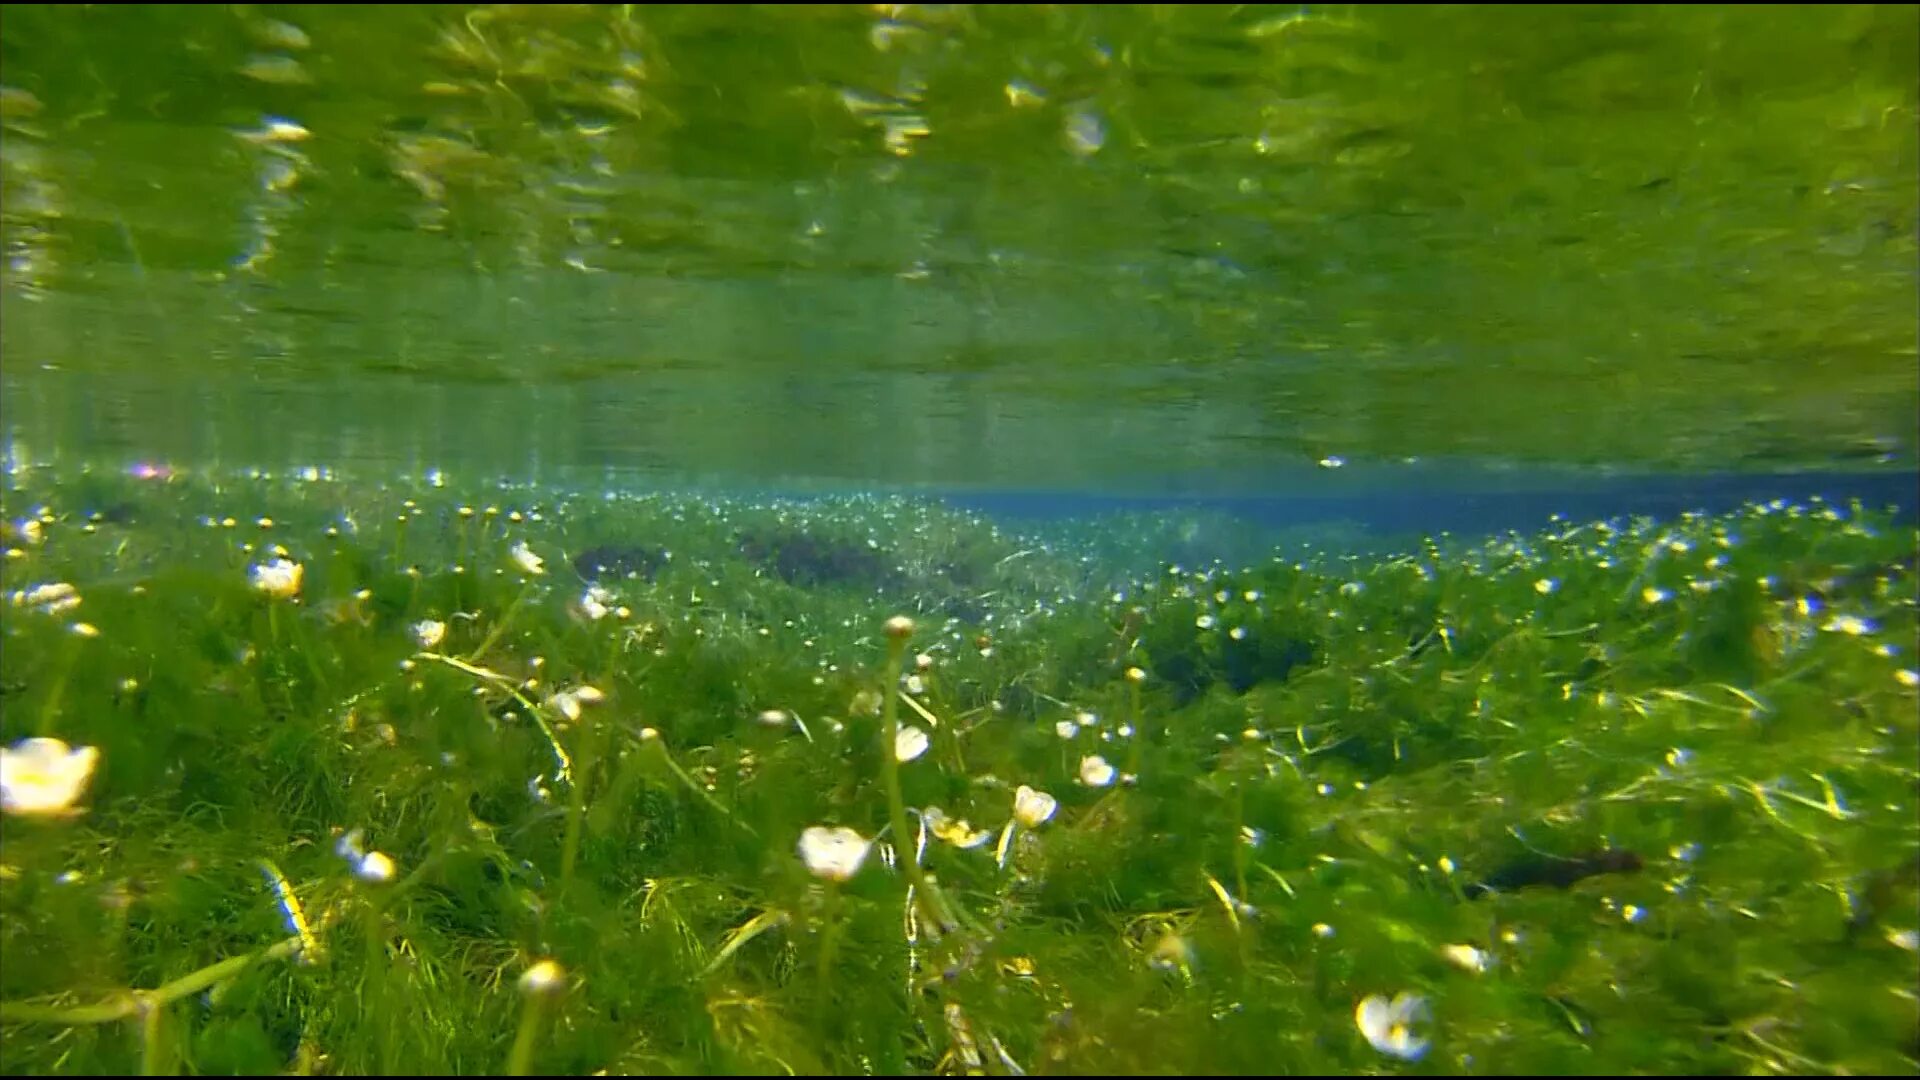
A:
[1642, 586, 1670, 605]
[547, 686, 604, 723]
[895, 724, 929, 762]
[797, 825, 871, 882]
[1078, 754, 1116, 787]
[1355, 992, 1432, 1061]
[577, 589, 610, 621]
[1534, 578, 1558, 595]
[923, 807, 993, 849]
[1822, 614, 1877, 636]
[1012, 785, 1056, 828]
[1, 738, 100, 817]
[411, 619, 446, 649]
[509, 542, 545, 576]
[1054, 719, 1079, 739]
[519, 959, 566, 996]
[12, 581, 79, 615]
[356, 851, 397, 883]
[250, 558, 303, 599]
[1440, 943, 1490, 974]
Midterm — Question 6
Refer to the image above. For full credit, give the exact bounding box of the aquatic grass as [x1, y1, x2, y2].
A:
[1, 468, 1914, 1074]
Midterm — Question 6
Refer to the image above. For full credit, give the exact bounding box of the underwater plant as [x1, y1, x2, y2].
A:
[0, 469, 1912, 1075]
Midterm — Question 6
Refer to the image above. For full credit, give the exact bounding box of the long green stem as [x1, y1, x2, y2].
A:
[139, 996, 167, 1077]
[467, 581, 534, 662]
[364, 898, 395, 1075]
[559, 707, 602, 896]
[645, 736, 757, 837]
[1123, 674, 1144, 777]
[0, 936, 304, 1025]
[815, 882, 844, 1019]
[877, 625, 955, 933]
[1232, 784, 1249, 902]
[505, 994, 549, 1077]
[457, 511, 473, 577]
[34, 634, 80, 737]
[417, 652, 572, 783]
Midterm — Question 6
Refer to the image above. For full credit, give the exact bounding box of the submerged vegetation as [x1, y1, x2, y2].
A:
[1, 464, 1915, 1075]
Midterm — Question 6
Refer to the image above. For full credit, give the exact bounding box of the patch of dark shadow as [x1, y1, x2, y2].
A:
[1138, 613, 1323, 706]
[80, 501, 140, 526]
[1219, 631, 1317, 694]
[935, 594, 990, 623]
[1463, 848, 1643, 900]
[735, 527, 903, 591]
[933, 558, 982, 590]
[1845, 853, 1920, 943]
[573, 543, 671, 583]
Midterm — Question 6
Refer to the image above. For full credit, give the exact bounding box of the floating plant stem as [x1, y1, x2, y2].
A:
[363, 895, 396, 1074]
[456, 506, 474, 572]
[1232, 783, 1251, 902]
[466, 580, 535, 662]
[1123, 665, 1146, 778]
[702, 909, 789, 978]
[416, 651, 572, 783]
[631, 727, 758, 837]
[816, 880, 846, 1017]
[558, 700, 606, 896]
[138, 996, 167, 1077]
[506, 961, 565, 1077]
[33, 632, 82, 737]
[0, 936, 305, 1025]
[877, 617, 957, 933]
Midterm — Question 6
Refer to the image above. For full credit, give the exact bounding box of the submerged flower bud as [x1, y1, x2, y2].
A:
[250, 558, 303, 599]
[895, 725, 930, 762]
[1, 738, 100, 817]
[509, 542, 546, 576]
[797, 825, 871, 882]
[519, 959, 566, 996]
[1013, 784, 1057, 828]
[1078, 755, 1116, 788]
